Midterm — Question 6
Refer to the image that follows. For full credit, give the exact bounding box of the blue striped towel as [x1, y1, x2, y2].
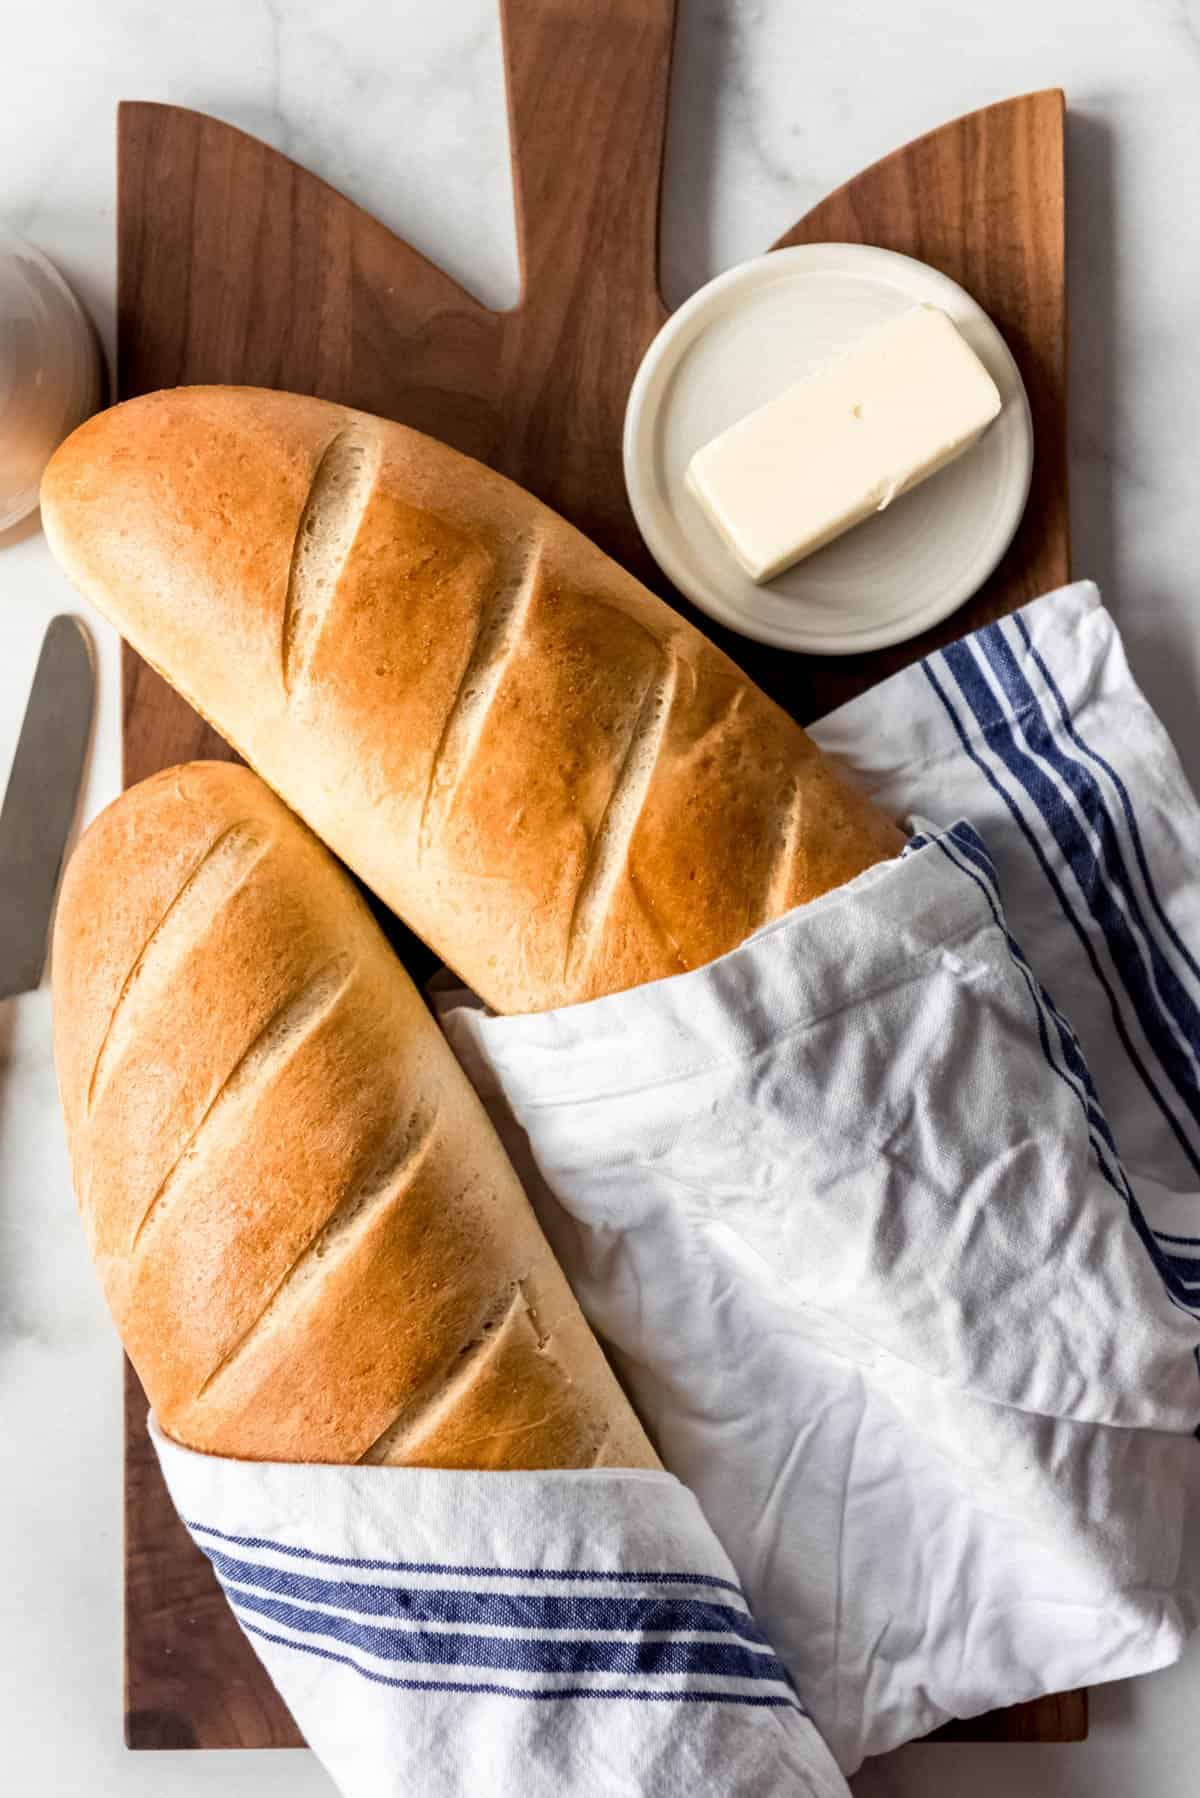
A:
[153, 1420, 848, 1796]
[437, 580, 1200, 1772]
[814, 578, 1200, 1272]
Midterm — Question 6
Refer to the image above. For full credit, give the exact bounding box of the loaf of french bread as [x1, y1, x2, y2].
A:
[52, 761, 658, 1469]
[41, 387, 904, 1014]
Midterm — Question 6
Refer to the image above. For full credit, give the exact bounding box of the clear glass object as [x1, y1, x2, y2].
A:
[0, 232, 102, 533]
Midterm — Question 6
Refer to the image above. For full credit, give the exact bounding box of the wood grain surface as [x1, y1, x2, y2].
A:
[117, 0, 1080, 1752]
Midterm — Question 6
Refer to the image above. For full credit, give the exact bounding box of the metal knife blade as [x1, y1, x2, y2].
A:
[0, 616, 95, 999]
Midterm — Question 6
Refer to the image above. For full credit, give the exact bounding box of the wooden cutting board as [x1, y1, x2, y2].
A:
[117, 0, 1080, 1751]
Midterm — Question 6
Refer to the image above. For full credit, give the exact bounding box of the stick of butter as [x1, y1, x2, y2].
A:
[684, 304, 1003, 584]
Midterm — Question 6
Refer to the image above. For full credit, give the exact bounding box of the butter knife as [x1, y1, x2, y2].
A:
[0, 615, 94, 998]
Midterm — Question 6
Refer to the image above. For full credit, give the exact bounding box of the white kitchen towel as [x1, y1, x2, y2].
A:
[434, 578, 1200, 1771]
[813, 578, 1200, 1257]
[152, 1419, 848, 1798]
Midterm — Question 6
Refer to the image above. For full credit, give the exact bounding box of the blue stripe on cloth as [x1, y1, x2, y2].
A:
[236, 1618, 803, 1709]
[975, 625, 1200, 1096]
[1013, 611, 1200, 991]
[1011, 611, 1200, 1257]
[931, 826, 1124, 1187]
[940, 823, 1123, 1166]
[224, 1585, 788, 1683]
[947, 636, 1200, 1147]
[205, 1547, 770, 1645]
[911, 809, 1199, 1322]
[1149, 1249, 1200, 1292]
[922, 653, 1200, 1182]
[184, 1520, 743, 1596]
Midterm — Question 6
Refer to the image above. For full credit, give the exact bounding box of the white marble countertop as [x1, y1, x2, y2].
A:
[4, 1, 1200, 1792]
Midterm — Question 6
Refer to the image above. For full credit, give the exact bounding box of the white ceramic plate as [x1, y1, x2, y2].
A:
[623, 243, 1033, 654]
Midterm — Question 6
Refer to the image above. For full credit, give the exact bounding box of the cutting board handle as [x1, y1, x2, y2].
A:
[499, 0, 674, 314]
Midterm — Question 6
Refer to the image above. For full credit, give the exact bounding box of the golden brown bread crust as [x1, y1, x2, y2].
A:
[42, 386, 904, 1013]
[52, 762, 658, 1470]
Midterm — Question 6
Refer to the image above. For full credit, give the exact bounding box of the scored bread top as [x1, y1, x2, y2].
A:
[42, 386, 903, 1013]
[52, 762, 658, 1470]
